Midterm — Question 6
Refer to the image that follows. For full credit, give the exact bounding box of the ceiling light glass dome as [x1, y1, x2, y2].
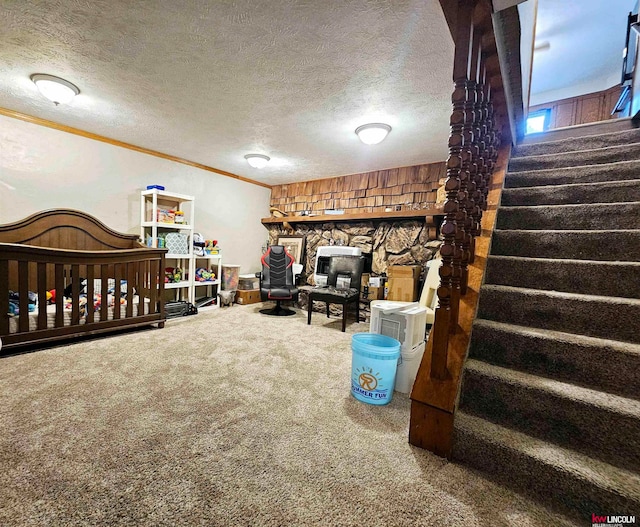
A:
[31, 74, 80, 105]
[355, 123, 392, 145]
[244, 153, 270, 169]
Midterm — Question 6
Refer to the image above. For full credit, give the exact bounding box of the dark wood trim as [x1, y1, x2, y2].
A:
[262, 208, 444, 225]
[0, 106, 272, 190]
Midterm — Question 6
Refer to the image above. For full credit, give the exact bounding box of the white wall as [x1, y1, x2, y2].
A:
[518, 0, 537, 113]
[0, 115, 271, 273]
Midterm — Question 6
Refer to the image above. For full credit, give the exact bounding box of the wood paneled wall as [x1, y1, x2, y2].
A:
[529, 84, 622, 130]
[270, 162, 446, 215]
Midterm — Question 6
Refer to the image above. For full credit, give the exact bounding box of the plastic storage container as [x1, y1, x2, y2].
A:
[351, 333, 401, 405]
[221, 264, 241, 291]
[394, 341, 426, 394]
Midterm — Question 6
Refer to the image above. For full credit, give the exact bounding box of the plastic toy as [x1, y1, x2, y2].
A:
[193, 233, 205, 256]
[165, 267, 183, 283]
[195, 267, 215, 282]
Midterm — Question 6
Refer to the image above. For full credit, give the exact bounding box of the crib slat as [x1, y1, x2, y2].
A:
[101, 264, 109, 322]
[158, 258, 165, 321]
[113, 263, 121, 320]
[37, 263, 47, 330]
[0, 259, 9, 336]
[55, 264, 64, 328]
[126, 262, 134, 318]
[18, 261, 29, 333]
[86, 265, 95, 324]
[137, 261, 144, 316]
[71, 264, 80, 326]
[149, 259, 159, 314]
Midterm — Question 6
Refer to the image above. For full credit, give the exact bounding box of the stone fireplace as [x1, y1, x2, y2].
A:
[265, 219, 443, 321]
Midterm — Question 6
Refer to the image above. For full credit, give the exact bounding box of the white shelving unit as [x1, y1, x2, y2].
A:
[192, 253, 223, 307]
[140, 189, 196, 303]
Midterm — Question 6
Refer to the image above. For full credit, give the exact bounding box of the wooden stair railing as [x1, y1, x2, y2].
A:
[409, 0, 512, 457]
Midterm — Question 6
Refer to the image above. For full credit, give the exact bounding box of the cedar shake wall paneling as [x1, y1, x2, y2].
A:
[530, 85, 623, 131]
[270, 162, 446, 215]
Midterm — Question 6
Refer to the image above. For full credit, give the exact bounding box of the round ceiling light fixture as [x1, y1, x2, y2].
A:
[355, 123, 392, 145]
[244, 153, 270, 169]
[31, 74, 80, 105]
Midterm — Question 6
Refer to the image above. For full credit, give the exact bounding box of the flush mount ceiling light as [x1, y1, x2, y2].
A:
[30, 74, 80, 105]
[355, 123, 392, 145]
[244, 153, 270, 169]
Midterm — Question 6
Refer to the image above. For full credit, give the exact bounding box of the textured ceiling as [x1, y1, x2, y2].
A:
[531, 0, 634, 104]
[0, 0, 455, 186]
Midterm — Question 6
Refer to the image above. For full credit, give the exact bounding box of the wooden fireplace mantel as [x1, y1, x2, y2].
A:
[261, 208, 445, 226]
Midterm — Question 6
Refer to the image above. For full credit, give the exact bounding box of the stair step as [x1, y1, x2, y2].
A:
[485, 255, 640, 298]
[520, 118, 638, 145]
[504, 159, 640, 188]
[453, 412, 640, 516]
[459, 359, 640, 471]
[496, 202, 640, 230]
[513, 128, 640, 158]
[501, 179, 640, 206]
[477, 285, 640, 344]
[491, 229, 640, 261]
[470, 319, 640, 399]
[508, 143, 640, 172]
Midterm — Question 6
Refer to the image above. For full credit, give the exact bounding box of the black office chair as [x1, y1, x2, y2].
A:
[258, 245, 299, 316]
[307, 255, 364, 331]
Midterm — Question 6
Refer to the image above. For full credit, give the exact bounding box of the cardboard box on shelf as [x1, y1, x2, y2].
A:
[361, 273, 371, 288]
[235, 289, 261, 305]
[156, 208, 176, 223]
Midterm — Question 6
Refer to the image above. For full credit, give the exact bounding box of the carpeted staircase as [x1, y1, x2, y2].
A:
[452, 121, 640, 517]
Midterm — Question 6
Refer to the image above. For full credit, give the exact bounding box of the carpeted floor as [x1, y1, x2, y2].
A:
[0, 304, 577, 526]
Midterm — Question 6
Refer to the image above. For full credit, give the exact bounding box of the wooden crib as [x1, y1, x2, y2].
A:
[0, 209, 166, 352]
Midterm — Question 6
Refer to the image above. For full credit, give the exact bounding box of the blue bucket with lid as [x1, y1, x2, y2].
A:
[351, 333, 401, 405]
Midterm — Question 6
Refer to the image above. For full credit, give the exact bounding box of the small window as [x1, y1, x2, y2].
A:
[526, 109, 550, 134]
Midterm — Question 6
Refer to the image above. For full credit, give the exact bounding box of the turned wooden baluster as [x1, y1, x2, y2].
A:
[460, 26, 482, 285]
[430, 0, 476, 378]
[472, 60, 488, 241]
[478, 61, 493, 214]
[451, 74, 469, 324]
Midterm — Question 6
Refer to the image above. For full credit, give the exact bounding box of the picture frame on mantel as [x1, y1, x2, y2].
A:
[277, 234, 305, 265]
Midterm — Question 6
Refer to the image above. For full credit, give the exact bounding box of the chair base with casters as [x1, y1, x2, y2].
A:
[260, 298, 297, 316]
[307, 255, 364, 332]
